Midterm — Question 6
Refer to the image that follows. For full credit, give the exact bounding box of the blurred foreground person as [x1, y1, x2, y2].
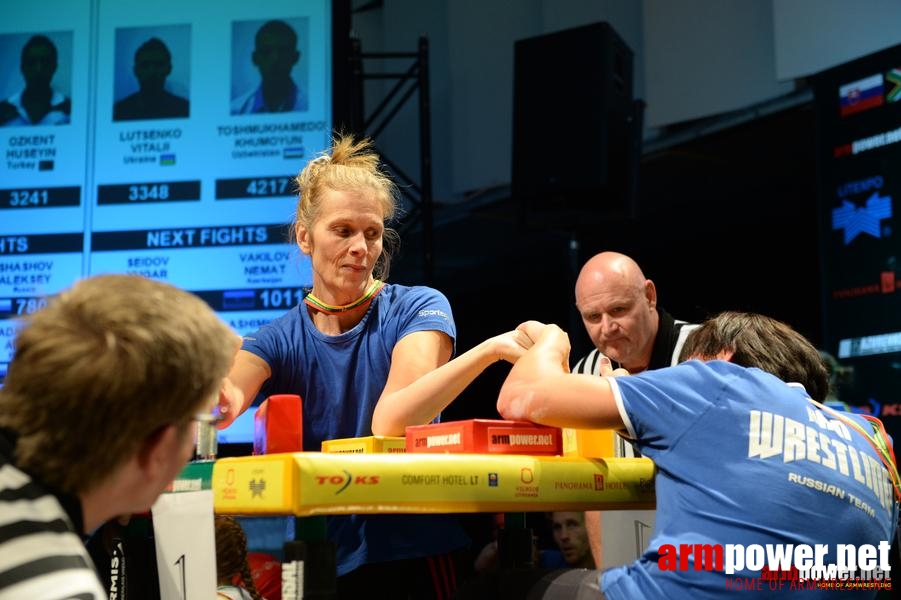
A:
[0, 275, 238, 598]
[216, 515, 266, 600]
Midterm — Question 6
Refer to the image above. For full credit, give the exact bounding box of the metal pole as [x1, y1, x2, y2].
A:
[417, 37, 434, 284]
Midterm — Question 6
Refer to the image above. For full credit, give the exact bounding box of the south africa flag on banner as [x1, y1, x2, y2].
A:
[886, 68, 901, 103]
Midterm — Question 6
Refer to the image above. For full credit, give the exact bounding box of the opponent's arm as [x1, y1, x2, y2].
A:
[497, 322, 625, 430]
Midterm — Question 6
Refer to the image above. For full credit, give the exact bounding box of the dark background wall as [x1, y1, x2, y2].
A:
[344, 1, 901, 420]
[389, 100, 820, 421]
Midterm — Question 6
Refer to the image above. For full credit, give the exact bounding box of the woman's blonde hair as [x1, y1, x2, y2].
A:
[294, 133, 400, 279]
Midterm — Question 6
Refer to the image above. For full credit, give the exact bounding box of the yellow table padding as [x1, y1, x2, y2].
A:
[212, 452, 655, 516]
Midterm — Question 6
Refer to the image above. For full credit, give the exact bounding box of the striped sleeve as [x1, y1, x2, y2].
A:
[0, 464, 106, 599]
[670, 322, 701, 365]
[572, 349, 605, 375]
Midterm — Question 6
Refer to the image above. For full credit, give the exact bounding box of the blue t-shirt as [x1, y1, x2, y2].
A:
[600, 360, 898, 599]
[242, 283, 469, 575]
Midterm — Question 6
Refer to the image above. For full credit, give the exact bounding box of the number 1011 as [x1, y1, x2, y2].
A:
[259, 288, 303, 309]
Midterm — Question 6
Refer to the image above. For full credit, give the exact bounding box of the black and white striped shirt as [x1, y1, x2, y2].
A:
[0, 430, 106, 599]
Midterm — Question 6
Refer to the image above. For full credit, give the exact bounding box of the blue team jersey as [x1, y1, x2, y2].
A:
[241, 283, 468, 575]
[601, 360, 898, 599]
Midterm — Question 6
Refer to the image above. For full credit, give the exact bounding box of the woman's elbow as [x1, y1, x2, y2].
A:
[497, 383, 538, 422]
[370, 411, 405, 437]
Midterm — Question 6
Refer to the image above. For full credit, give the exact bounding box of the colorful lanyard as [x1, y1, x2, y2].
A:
[304, 279, 385, 314]
[808, 398, 901, 505]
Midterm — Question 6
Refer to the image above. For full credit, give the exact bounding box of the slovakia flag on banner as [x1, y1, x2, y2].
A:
[839, 74, 884, 117]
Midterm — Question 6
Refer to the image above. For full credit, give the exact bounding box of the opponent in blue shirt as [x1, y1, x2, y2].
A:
[497, 311, 899, 600]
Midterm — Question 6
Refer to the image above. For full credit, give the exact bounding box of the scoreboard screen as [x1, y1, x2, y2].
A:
[0, 0, 339, 386]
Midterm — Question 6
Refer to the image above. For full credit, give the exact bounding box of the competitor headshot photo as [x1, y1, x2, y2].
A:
[112, 25, 190, 122]
[0, 32, 73, 127]
[230, 18, 309, 115]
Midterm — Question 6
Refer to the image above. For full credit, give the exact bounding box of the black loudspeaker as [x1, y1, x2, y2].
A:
[512, 22, 636, 228]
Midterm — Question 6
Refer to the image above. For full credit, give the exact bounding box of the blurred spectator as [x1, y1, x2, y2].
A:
[550, 511, 595, 569]
[215, 515, 266, 600]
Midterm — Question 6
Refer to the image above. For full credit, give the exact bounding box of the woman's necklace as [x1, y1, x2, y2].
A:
[304, 279, 385, 314]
